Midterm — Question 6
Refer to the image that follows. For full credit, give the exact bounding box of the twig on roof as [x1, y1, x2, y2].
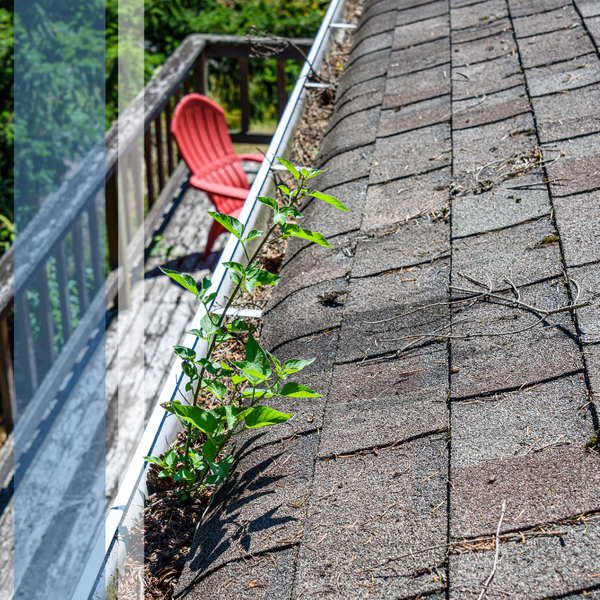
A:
[477, 500, 506, 600]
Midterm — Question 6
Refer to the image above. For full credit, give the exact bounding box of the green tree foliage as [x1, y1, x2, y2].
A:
[0, 2, 13, 226]
[105, 0, 327, 126]
[13, 0, 105, 230]
[0, 0, 326, 238]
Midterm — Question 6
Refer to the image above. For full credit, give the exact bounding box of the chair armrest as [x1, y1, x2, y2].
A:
[237, 153, 265, 163]
[190, 175, 249, 200]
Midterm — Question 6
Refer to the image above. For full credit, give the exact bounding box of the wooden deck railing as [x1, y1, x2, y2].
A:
[0, 33, 312, 436]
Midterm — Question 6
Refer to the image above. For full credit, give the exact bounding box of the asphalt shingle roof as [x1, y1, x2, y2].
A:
[176, 0, 600, 595]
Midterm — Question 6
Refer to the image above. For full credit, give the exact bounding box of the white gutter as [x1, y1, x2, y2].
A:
[78, 0, 348, 597]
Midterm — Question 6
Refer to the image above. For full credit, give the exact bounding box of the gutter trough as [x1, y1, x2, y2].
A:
[77, 0, 349, 596]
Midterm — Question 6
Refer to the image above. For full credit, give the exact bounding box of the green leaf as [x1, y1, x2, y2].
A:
[282, 224, 332, 248]
[279, 382, 322, 398]
[283, 358, 316, 374]
[242, 387, 275, 399]
[244, 268, 281, 293]
[205, 379, 227, 401]
[280, 206, 303, 219]
[278, 184, 290, 195]
[276, 157, 299, 180]
[266, 350, 282, 373]
[206, 454, 234, 480]
[306, 169, 326, 180]
[274, 206, 303, 226]
[182, 361, 196, 380]
[170, 404, 219, 436]
[189, 449, 206, 470]
[207, 211, 245, 240]
[144, 456, 165, 467]
[228, 318, 254, 332]
[186, 328, 207, 339]
[164, 449, 178, 467]
[225, 405, 238, 431]
[202, 439, 218, 462]
[158, 469, 171, 478]
[205, 475, 220, 485]
[197, 358, 219, 375]
[308, 190, 349, 212]
[160, 267, 199, 295]
[199, 276, 212, 297]
[223, 261, 246, 287]
[244, 229, 263, 242]
[232, 334, 272, 380]
[174, 468, 196, 483]
[244, 405, 293, 428]
[231, 374, 247, 386]
[258, 196, 278, 211]
[204, 292, 218, 305]
[220, 454, 234, 474]
[174, 346, 196, 361]
[201, 313, 222, 336]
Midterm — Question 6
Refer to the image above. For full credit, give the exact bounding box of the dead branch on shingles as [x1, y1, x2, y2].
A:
[478, 500, 506, 600]
[362, 273, 589, 363]
[451, 147, 565, 197]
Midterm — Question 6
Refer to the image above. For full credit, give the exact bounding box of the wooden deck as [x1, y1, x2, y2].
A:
[0, 163, 259, 600]
[104, 182, 214, 502]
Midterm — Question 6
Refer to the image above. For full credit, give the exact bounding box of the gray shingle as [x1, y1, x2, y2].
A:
[518, 27, 596, 69]
[293, 439, 448, 600]
[553, 190, 600, 267]
[393, 14, 449, 48]
[353, 218, 450, 277]
[452, 217, 563, 290]
[451, 375, 594, 468]
[451, 0, 508, 30]
[449, 520, 600, 598]
[361, 167, 451, 234]
[450, 279, 584, 399]
[370, 124, 452, 184]
[525, 53, 600, 97]
[513, 6, 582, 38]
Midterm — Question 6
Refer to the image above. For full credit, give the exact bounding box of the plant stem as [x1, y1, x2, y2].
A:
[181, 172, 306, 480]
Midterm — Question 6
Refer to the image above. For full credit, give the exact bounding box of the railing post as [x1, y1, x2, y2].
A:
[277, 59, 287, 120]
[119, 156, 134, 241]
[193, 50, 208, 95]
[105, 171, 120, 271]
[37, 267, 56, 377]
[15, 293, 38, 402]
[72, 216, 89, 315]
[165, 100, 175, 175]
[130, 143, 145, 228]
[87, 196, 105, 296]
[55, 239, 73, 344]
[239, 57, 250, 133]
[174, 89, 182, 162]
[0, 318, 14, 431]
[154, 114, 166, 191]
[144, 127, 155, 208]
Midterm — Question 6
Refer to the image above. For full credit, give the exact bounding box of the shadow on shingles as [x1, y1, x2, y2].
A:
[179, 446, 297, 589]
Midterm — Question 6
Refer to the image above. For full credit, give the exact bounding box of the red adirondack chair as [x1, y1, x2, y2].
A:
[170, 94, 264, 258]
